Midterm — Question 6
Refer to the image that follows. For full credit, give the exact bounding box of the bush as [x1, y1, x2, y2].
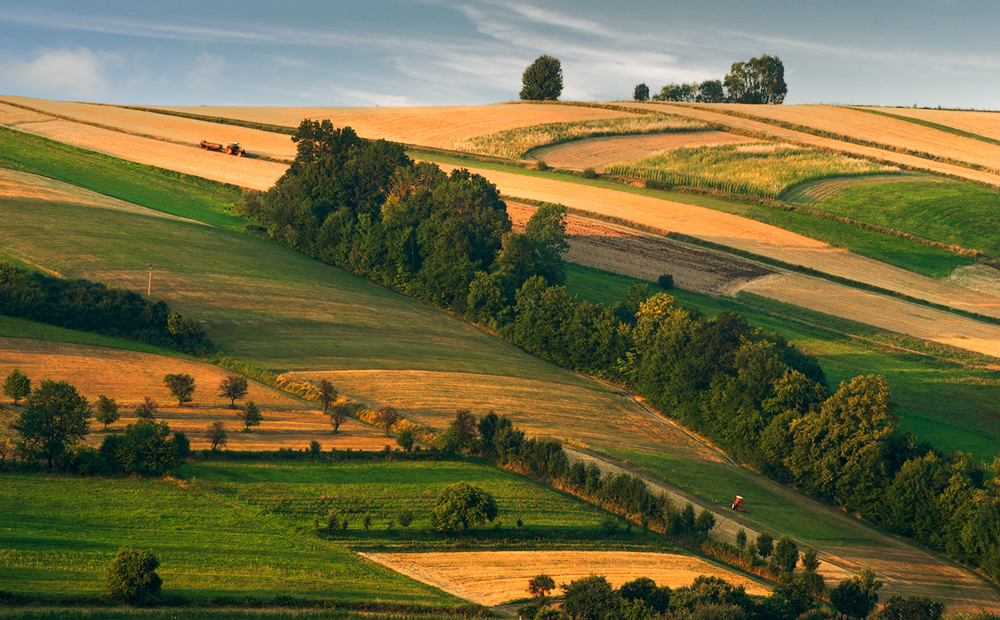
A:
[396, 428, 415, 452]
[657, 274, 674, 290]
[106, 547, 162, 606]
[536, 160, 550, 171]
[519, 602, 542, 619]
[581, 168, 598, 179]
[644, 178, 666, 190]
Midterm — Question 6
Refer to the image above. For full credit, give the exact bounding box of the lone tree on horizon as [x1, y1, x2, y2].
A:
[633, 83, 650, 101]
[520, 55, 563, 101]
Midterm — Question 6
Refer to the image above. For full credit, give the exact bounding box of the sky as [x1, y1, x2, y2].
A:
[0, 0, 997, 109]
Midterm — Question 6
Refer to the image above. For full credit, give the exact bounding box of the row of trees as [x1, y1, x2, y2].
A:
[0, 263, 214, 356]
[236, 122, 1000, 584]
[634, 54, 787, 104]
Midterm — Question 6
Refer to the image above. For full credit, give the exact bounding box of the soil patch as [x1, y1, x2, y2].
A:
[360, 550, 770, 606]
[527, 131, 755, 171]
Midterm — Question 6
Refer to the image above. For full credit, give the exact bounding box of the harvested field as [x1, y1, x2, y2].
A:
[857, 106, 1000, 142]
[0, 168, 202, 224]
[0, 337, 392, 451]
[0, 102, 286, 191]
[508, 203, 772, 295]
[686, 103, 1000, 173]
[526, 131, 753, 171]
[622, 102, 1000, 187]
[739, 273, 1000, 357]
[780, 173, 943, 206]
[0, 96, 299, 161]
[285, 369, 718, 460]
[148, 102, 637, 149]
[361, 551, 770, 606]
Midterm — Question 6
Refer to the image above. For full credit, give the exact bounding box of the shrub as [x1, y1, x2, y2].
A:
[657, 274, 674, 290]
[536, 160, 550, 171]
[644, 178, 666, 190]
[396, 428, 415, 452]
[106, 547, 161, 606]
[397, 507, 414, 528]
[581, 167, 598, 179]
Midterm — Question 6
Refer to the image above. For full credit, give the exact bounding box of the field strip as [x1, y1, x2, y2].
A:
[855, 106, 1000, 143]
[359, 551, 771, 606]
[620, 102, 1000, 187]
[0, 102, 287, 191]
[0, 168, 206, 225]
[525, 131, 755, 171]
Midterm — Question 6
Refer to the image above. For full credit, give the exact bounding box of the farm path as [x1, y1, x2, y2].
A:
[620, 102, 1000, 187]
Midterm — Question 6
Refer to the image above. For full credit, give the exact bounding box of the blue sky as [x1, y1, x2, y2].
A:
[0, 1, 997, 109]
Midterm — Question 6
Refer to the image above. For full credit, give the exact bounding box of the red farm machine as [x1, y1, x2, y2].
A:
[730, 495, 745, 512]
[200, 140, 245, 156]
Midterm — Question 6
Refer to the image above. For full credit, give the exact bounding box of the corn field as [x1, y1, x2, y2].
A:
[455, 114, 710, 159]
[605, 142, 899, 199]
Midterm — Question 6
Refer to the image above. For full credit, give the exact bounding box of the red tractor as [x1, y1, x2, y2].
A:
[730, 495, 745, 512]
[200, 140, 245, 156]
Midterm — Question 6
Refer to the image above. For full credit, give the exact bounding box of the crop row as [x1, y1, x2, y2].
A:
[605, 143, 898, 198]
[455, 114, 709, 159]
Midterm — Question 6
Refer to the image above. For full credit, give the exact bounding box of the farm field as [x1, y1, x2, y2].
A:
[605, 142, 897, 199]
[623, 101, 1000, 187]
[147, 102, 638, 149]
[0, 472, 453, 603]
[526, 130, 755, 171]
[855, 106, 1000, 142]
[779, 172, 941, 206]
[669, 102, 1000, 174]
[362, 550, 770, 606]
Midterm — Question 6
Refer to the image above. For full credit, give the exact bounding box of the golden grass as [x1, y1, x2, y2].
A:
[455, 115, 708, 159]
[361, 551, 771, 606]
[527, 131, 755, 171]
[148, 102, 638, 149]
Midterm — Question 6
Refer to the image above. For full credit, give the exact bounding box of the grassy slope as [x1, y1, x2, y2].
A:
[565, 262, 1000, 463]
[0, 471, 451, 602]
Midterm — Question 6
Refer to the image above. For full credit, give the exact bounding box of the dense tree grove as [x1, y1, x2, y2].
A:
[238, 121, 1000, 583]
[647, 54, 786, 104]
[0, 263, 214, 356]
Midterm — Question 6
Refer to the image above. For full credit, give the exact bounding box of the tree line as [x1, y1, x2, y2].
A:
[237, 121, 999, 584]
[0, 263, 214, 356]
[634, 54, 787, 105]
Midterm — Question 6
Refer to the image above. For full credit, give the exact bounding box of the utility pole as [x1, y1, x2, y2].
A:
[147, 263, 153, 296]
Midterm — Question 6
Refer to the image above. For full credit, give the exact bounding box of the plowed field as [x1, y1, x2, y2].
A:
[148, 103, 637, 149]
[526, 131, 754, 171]
[361, 551, 770, 606]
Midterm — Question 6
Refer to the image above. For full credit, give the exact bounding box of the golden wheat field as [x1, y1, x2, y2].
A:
[360, 551, 771, 606]
[623, 102, 1000, 187]
[151, 102, 638, 149]
[525, 131, 755, 171]
[857, 106, 1000, 142]
[687, 103, 1000, 172]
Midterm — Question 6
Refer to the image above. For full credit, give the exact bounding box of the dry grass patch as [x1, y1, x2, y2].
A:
[857, 106, 1000, 142]
[361, 551, 769, 606]
[148, 103, 637, 149]
[0, 102, 286, 191]
[526, 131, 753, 171]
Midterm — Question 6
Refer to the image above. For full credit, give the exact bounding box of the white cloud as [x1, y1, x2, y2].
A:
[0, 47, 114, 96]
[186, 52, 228, 89]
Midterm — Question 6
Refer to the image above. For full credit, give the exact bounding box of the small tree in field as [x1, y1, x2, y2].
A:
[206, 421, 227, 450]
[633, 83, 650, 101]
[95, 395, 120, 430]
[219, 375, 248, 407]
[431, 481, 498, 534]
[756, 531, 774, 560]
[520, 55, 563, 101]
[529, 574, 556, 603]
[163, 373, 195, 406]
[16, 380, 90, 468]
[396, 427, 415, 452]
[375, 405, 400, 436]
[3, 368, 30, 404]
[106, 546, 161, 606]
[237, 400, 262, 431]
[319, 379, 336, 414]
[134, 397, 158, 420]
[329, 403, 348, 434]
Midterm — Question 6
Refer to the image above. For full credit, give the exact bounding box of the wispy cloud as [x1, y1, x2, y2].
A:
[186, 52, 227, 89]
[0, 47, 117, 96]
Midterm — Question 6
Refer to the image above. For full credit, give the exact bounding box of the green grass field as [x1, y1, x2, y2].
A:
[0, 471, 452, 602]
[0, 127, 244, 228]
[565, 262, 1000, 462]
[0, 315, 187, 358]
